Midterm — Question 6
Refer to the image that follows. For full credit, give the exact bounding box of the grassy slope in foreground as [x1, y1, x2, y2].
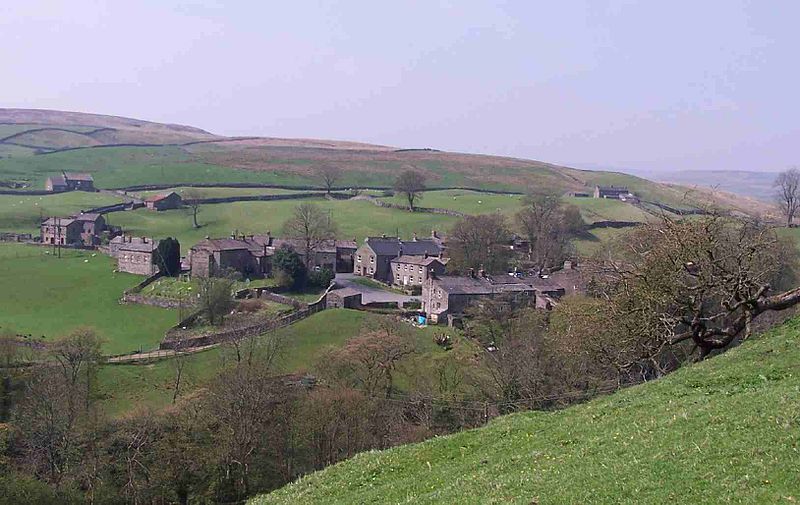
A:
[254, 319, 800, 504]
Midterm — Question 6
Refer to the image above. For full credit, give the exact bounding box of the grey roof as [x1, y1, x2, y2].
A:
[192, 238, 250, 251]
[390, 255, 444, 267]
[432, 275, 534, 295]
[117, 241, 157, 252]
[71, 213, 102, 222]
[596, 185, 629, 193]
[364, 237, 442, 257]
[47, 175, 67, 186]
[42, 217, 75, 226]
[65, 172, 94, 181]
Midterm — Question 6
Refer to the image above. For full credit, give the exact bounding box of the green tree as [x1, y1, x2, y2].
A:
[273, 245, 307, 289]
[155, 237, 181, 276]
[196, 275, 235, 325]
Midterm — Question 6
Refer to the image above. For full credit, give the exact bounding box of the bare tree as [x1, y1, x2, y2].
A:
[588, 214, 800, 361]
[183, 189, 203, 229]
[282, 202, 338, 270]
[516, 192, 581, 272]
[774, 167, 800, 226]
[316, 326, 415, 398]
[447, 213, 512, 274]
[394, 170, 427, 211]
[316, 165, 342, 195]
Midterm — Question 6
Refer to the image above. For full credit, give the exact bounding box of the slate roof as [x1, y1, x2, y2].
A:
[192, 238, 250, 251]
[42, 217, 76, 226]
[117, 240, 157, 252]
[390, 255, 445, 267]
[431, 275, 533, 295]
[47, 175, 67, 186]
[364, 237, 442, 257]
[71, 213, 102, 222]
[65, 172, 94, 182]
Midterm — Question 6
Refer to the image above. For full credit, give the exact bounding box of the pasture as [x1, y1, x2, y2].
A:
[106, 197, 460, 249]
[0, 191, 124, 233]
[99, 309, 449, 414]
[0, 243, 177, 354]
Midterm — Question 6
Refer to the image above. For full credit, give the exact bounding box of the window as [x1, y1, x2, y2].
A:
[357, 254, 362, 262]
[370, 256, 374, 263]
[418, 266, 423, 273]
[369, 267, 374, 274]
[395, 264, 400, 270]
[418, 276, 422, 283]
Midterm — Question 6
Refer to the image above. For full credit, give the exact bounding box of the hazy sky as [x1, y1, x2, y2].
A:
[2, 1, 798, 172]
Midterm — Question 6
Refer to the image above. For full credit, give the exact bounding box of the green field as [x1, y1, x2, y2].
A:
[379, 189, 525, 216]
[564, 197, 655, 223]
[131, 186, 323, 199]
[0, 191, 124, 233]
[107, 197, 460, 249]
[0, 146, 317, 190]
[0, 244, 176, 354]
[254, 317, 800, 505]
[99, 309, 448, 414]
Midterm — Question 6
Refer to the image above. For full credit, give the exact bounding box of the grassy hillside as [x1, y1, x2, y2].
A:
[99, 309, 449, 415]
[253, 318, 800, 504]
[0, 244, 176, 354]
[1, 108, 757, 216]
[0, 191, 124, 233]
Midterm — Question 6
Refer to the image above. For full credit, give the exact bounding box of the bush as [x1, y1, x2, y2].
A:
[273, 246, 307, 289]
[237, 299, 265, 313]
[308, 268, 334, 288]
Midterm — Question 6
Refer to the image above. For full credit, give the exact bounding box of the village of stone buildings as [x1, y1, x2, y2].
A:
[28, 171, 636, 356]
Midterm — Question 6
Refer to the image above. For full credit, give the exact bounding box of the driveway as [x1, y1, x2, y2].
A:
[335, 273, 419, 305]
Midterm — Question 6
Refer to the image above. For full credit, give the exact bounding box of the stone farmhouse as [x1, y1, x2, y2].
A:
[144, 191, 182, 211]
[594, 185, 633, 199]
[271, 238, 358, 273]
[421, 263, 578, 325]
[41, 212, 108, 247]
[109, 235, 159, 275]
[189, 235, 273, 278]
[421, 272, 536, 325]
[390, 254, 447, 288]
[188, 233, 356, 278]
[355, 234, 444, 283]
[45, 172, 95, 192]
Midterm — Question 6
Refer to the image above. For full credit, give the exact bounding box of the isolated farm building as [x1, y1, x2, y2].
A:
[44, 174, 68, 192]
[390, 254, 447, 288]
[111, 236, 159, 275]
[144, 191, 182, 211]
[189, 235, 272, 278]
[46, 171, 95, 192]
[355, 235, 443, 283]
[421, 271, 535, 325]
[40, 217, 82, 245]
[593, 185, 632, 199]
[326, 287, 362, 309]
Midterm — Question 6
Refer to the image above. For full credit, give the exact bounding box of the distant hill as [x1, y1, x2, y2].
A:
[0, 109, 772, 215]
[618, 167, 780, 203]
[252, 318, 800, 504]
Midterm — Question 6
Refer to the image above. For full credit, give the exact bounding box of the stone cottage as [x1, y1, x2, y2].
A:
[111, 236, 159, 275]
[355, 235, 443, 283]
[389, 255, 447, 288]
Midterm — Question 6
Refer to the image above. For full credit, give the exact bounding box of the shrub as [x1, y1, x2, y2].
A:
[309, 268, 334, 288]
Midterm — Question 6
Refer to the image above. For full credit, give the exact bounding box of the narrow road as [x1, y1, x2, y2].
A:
[334, 273, 418, 305]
